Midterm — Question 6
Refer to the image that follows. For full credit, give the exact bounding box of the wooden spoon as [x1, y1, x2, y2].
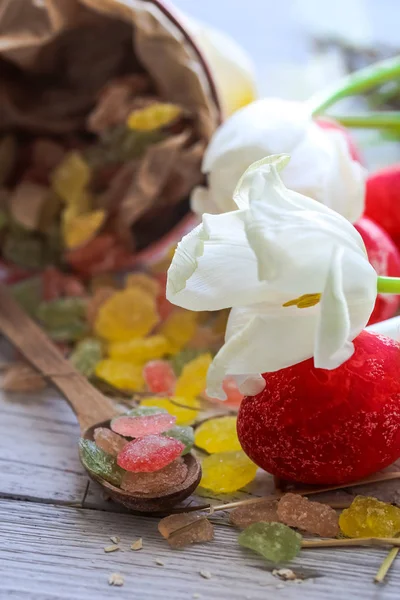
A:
[0, 284, 201, 513]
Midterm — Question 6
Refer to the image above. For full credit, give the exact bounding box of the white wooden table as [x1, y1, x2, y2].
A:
[1, 334, 400, 600]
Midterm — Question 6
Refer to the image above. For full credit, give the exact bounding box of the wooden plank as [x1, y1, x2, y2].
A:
[1, 498, 399, 600]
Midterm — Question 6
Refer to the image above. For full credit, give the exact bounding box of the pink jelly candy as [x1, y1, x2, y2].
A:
[111, 413, 176, 437]
[117, 434, 185, 472]
[143, 360, 176, 394]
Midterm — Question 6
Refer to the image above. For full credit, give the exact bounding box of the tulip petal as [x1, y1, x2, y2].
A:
[166, 210, 269, 311]
[366, 316, 400, 341]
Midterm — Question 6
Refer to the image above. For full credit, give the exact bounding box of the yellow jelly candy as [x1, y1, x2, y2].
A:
[127, 103, 181, 131]
[109, 335, 171, 363]
[175, 353, 212, 398]
[125, 272, 161, 297]
[95, 288, 158, 342]
[51, 152, 91, 205]
[160, 310, 198, 353]
[339, 496, 400, 538]
[200, 451, 257, 493]
[63, 209, 106, 249]
[140, 396, 199, 426]
[95, 359, 144, 392]
[195, 416, 241, 453]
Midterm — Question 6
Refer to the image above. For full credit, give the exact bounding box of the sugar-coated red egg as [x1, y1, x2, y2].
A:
[354, 216, 400, 324]
[364, 165, 400, 248]
[237, 331, 400, 485]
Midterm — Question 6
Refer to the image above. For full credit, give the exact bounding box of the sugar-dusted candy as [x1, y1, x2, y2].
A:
[94, 427, 127, 457]
[160, 310, 198, 353]
[117, 434, 185, 472]
[111, 413, 176, 437]
[79, 439, 124, 486]
[158, 512, 214, 548]
[170, 348, 203, 376]
[175, 353, 212, 399]
[163, 426, 194, 455]
[95, 288, 158, 342]
[11, 276, 42, 317]
[65, 233, 115, 271]
[230, 499, 279, 529]
[37, 297, 87, 328]
[127, 406, 168, 417]
[3, 233, 45, 269]
[125, 272, 160, 296]
[51, 151, 91, 205]
[109, 336, 171, 363]
[200, 451, 257, 493]
[86, 286, 115, 328]
[121, 458, 187, 494]
[339, 496, 400, 538]
[143, 360, 176, 394]
[195, 416, 241, 453]
[127, 103, 181, 131]
[238, 522, 302, 563]
[140, 396, 199, 426]
[70, 338, 103, 378]
[95, 359, 145, 392]
[63, 209, 106, 249]
[277, 493, 339, 538]
[47, 320, 88, 342]
[2, 362, 46, 393]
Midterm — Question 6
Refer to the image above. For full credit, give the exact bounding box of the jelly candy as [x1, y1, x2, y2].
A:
[163, 426, 194, 455]
[339, 496, 400, 538]
[200, 451, 257, 493]
[195, 416, 241, 453]
[47, 320, 88, 342]
[95, 288, 158, 342]
[94, 427, 127, 457]
[277, 493, 339, 538]
[140, 396, 200, 426]
[160, 310, 198, 353]
[127, 406, 168, 417]
[143, 360, 176, 394]
[238, 522, 302, 563]
[110, 413, 176, 437]
[125, 272, 160, 297]
[170, 348, 203, 376]
[65, 234, 115, 271]
[51, 152, 91, 205]
[2, 362, 46, 393]
[37, 297, 87, 328]
[79, 439, 124, 486]
[11, 276, 42, 317]
[121, 458, 187, 494]
[70, 338, 103, 378]
[221, 377, 244, 408]
[127, 103, 181, 131]
[3, 233, 45, 269]
[95, 359, 145, 392]
[230, 499, 279, 529]
[109, 336, 171, 363]
[117, 434, 185, 472]
[175, 353, 212, 398]
[158, 513, 214, 548]
[63, 209, 106, 249]
[86, 287, 115, 329]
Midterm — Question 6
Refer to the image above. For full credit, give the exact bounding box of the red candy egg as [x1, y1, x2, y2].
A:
[364, 165, 400, 248]
[354, 216, 400, 324]
[237, 331, 400, 485]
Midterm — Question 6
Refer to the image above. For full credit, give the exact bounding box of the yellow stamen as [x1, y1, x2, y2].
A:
[283, 293, 321, 309]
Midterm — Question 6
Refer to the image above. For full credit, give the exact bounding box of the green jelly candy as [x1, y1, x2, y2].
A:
[37, 297, 87, 328]
[171, 349, 203, 376]
[11, 277, 43, 317]
[48, 320, 89, 342]
[70, 338, 103, 377]
[79, 439, 124, 487]
[163, 425, 194, 455]
[3, 233, 45, 269]
[127, 406, 169, 417]
[238, 522, 302, 563]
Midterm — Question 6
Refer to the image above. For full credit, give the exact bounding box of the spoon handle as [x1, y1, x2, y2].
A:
[0, 284, 117, 431]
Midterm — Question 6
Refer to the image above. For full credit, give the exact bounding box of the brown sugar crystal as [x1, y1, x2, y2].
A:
[158, 513, 214, 549]
[277, 493, 339, 537]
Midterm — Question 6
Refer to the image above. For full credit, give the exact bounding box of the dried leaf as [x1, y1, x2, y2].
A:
[9, 181, 50, 231]
[2, 362, 46, 393]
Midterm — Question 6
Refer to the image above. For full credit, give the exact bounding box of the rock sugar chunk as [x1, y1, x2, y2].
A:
[277, 493, 339, 537]
[195, 416, 241, 453]
[339, 495, 400, 538]
[158, 512, 214, 548]
[111, 413, 176, 437]
[117, 435, 185, 472]
[238, 522, 302, 563]
[79, 439, 124, 486]
[121, 458, 187, 494]
[93, 428, 127, 457]
[230, 499, 279, 529]
[200, 451, 257, 493]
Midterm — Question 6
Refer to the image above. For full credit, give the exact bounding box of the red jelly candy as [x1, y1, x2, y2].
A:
[117, 434, 185, 472]
[237, 331, 400, 485]
[111, 413, 176, 437]
[143, 360, 176, 394]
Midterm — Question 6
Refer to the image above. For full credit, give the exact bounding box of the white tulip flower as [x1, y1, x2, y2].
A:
[191, 98, 365, 223]
[168, 155, 377, 399]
